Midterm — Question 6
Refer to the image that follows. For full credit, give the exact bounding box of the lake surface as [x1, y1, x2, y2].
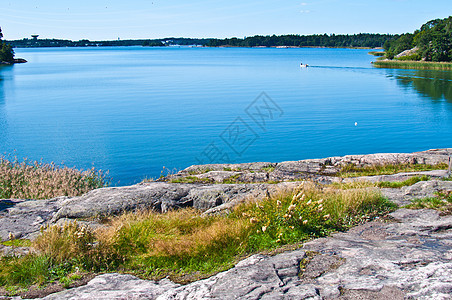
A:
[0, 47, 451, 185]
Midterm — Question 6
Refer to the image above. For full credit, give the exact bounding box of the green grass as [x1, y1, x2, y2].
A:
[376, 175, 430, 188]
[222, 167, 242, 172]
[405, 196, 451, 211]
[368, 51, 385, 57]
[0, 255, 52, 288]
[1, 239, 31, 247]
[221, 174, 242, 184]
[0, 182, 395, 294]
[186, 168, 213, 175]
[373, 60, 452, 70]
[405, 190, 452, 212]
[338, 163, 448, 178]
[169, 176, 212, 184]
[331, 175, 431, 190]
[261, 166, 275, 172]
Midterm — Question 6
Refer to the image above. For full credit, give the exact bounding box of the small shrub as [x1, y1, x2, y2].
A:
[397, 53, 422, 61]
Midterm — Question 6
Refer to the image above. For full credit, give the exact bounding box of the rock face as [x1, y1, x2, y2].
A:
[173, 148, 451, 183]
[52, 182, 291, 220]
[13, 58, 27, 64]
[40, 274, 180, 300]
[382, 180, 452, 206]
[36, 208, 452, 300]
[0, 148, 450, 242]
[395, 47, 419, 59]
[0, 197, 67, 241]
[0, 58, 27, 65]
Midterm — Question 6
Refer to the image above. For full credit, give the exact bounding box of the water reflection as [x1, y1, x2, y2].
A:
[0, 67, 5, 106]
[0, 66, 9, 148]
[388, 69, 452, 102]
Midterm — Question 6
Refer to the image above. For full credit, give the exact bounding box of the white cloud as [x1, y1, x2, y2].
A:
[301, 2, 308, 6]
[300, 10, 310, 13]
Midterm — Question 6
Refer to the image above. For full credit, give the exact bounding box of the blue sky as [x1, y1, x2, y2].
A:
[1, 0, 451, 40]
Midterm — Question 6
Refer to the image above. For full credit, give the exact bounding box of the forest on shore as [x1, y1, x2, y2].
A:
[383, 16, 452, 62]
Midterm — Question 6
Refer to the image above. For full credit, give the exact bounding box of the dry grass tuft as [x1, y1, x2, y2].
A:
[33, 221, 95, 264]
[101, 208, 249, 258]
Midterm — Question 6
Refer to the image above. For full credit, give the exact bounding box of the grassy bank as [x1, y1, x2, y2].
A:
[372, 60, 452, 70]
[0, 156, 108, 199]
[368, 51, 385, 57]
[338, 163, 448, 178]
[0, 182, 395, 296]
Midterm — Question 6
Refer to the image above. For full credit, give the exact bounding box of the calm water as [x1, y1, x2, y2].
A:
[0, 47, 451, 185]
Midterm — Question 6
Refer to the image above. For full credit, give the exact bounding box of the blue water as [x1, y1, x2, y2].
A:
[0, 47, 451, 185]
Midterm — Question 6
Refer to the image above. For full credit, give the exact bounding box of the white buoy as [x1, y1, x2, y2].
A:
[354, 122, 358, 126]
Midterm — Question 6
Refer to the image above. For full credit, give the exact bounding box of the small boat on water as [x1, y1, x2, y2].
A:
[300, 63, 309, 68]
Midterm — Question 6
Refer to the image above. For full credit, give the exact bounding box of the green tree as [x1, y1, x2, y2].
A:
[389, 16, 452, 62]
[0, 27, 15, 63]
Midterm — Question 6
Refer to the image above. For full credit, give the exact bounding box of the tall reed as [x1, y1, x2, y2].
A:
[0, 156, 107, 199]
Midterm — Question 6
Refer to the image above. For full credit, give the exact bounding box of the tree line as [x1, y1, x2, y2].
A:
[207, 33, 396, 48]
[7, 38, 209, 48]
[384, 16, 452, 62]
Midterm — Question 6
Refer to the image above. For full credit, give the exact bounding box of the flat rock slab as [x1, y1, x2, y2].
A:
[0, 197, 67, 241]
[40, 274, 179, 300]
[382, 180, 452, 206]
[52, 182, 298, 220]
[346, 169, 449, 183]
[0, 182, 298, 242]
[179, 149, 451, 182]
[34, 208, 452, 300]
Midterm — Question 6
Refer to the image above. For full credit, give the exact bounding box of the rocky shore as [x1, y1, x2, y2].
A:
[0, 58, 27, 65]
[1, 148, 451, 299]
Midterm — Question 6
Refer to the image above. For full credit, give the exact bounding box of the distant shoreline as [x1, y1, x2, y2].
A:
[5, 33, 393, 49]
[9, 44, 382, 50]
